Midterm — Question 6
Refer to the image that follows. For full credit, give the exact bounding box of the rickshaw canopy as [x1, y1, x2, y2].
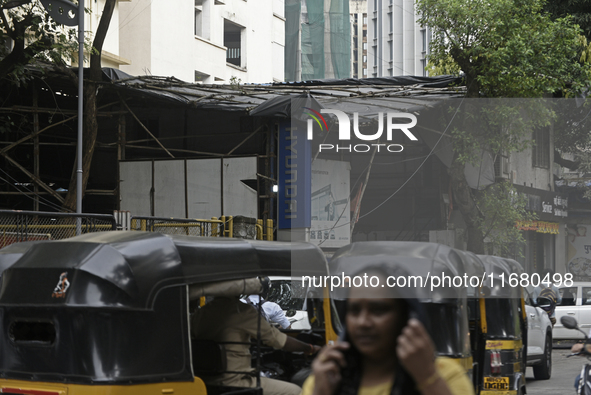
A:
[329, 241, 485, 301]
[0, 231, 329, 310]
[0, 232, 329, 385]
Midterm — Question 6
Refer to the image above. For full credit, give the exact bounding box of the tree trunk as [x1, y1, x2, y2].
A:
[62, 0, 116, 212]
[448, 75, 485, 253]
[449, 156, 485, 254]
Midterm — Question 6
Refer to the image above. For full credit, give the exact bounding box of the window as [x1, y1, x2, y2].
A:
[373, 18, 377, 39]
[195, 0, 208, 38]
[363, 68, 368, 76]
[389, 13, 393, 33]
[224, 19, 244, 67]
[421, 58, 427, 76]
[195, 70, 209, 83]
[389, 40, 393, 61]
[583, 287, 591, 305]
[363, 15, 367, 25]
[373, 48, 377, 65]
[559, 287, 577, 306]
[421, 29, 426, 53]
[363, 55, 367, 63]
[363, 42, 367, 50]
[532, 127, 550, 168]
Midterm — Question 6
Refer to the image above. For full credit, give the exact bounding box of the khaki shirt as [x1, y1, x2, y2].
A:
[192, 297, 288, 386]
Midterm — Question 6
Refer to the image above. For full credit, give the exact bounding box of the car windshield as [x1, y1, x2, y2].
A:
[267, 280, 310, 310]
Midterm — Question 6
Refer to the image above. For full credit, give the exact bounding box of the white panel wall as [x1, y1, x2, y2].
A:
[222, 157, 258, 218]
[120, 158, 257, 219]
[120, 161, 153, 216]
[154, 161, 186, 218]
[187, 159, 222, 219]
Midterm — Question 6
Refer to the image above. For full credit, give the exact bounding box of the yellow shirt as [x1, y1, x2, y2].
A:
[300, 357, 474, 395]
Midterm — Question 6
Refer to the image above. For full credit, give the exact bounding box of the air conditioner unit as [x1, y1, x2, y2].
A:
[494, 154, 510, 179]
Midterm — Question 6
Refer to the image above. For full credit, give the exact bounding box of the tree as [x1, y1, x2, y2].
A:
[62, 0, 115, 211]
[416, 0, 591, 253]
[0, 0, 78, 83]
[0, 0, 116, 212]
[544, 0, 591, 41]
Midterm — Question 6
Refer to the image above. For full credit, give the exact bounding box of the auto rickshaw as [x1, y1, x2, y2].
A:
[0, 231, 333, 395]
[473, 255, 528, 395]
[327, 241, 485, 377]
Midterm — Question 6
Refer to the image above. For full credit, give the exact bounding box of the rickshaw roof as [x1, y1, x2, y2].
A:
[330, 241, 484, 276]
[329, 241, 485, 300]
[477, 255, 524, 274]
[477, 254, 524, 298]
[0, 231, 328, 309]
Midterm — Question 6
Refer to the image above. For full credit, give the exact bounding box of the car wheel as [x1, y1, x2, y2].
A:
[533, 333, 552, 380]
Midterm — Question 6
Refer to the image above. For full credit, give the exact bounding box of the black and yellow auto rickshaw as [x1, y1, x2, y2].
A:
[0, 231, 333, 395]
[327, 241, 484, 377]
[472, 255, 528, 395]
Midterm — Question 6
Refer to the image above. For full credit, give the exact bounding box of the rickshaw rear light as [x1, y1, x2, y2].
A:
[490, 351, 502, 374]
[1, 388, 60, 395]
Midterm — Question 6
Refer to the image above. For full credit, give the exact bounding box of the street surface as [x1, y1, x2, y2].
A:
[526, 346, 585, 395]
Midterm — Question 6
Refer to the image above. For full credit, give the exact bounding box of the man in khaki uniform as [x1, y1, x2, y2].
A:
[192, 296, 320, 395]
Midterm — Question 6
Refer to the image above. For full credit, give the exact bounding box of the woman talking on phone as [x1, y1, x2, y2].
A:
[300, 266, 474, 395]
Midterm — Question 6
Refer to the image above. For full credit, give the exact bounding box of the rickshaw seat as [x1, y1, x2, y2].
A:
[192, 339, 228, 376]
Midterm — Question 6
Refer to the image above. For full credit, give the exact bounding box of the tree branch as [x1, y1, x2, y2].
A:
[89, 0, 115, 81]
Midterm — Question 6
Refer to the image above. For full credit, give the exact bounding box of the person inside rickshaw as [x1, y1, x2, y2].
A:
[301, 266, 474, 395]
[191, 295, 321, 395]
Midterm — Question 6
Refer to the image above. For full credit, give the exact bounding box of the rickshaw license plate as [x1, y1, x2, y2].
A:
[484, 377, 509, 390]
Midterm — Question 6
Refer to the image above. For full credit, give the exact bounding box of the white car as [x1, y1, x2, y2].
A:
[525, 289, 554, 379]
[554, 281, 591, 340]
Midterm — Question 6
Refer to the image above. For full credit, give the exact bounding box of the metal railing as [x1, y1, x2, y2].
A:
[0, 210, 274, 248]
[0, 209, 117, 248]
[130, 215, 232, 238]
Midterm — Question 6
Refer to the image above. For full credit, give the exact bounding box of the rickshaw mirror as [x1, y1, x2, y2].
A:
[480, 286, 491, 297]
[561, 315, 579, 330]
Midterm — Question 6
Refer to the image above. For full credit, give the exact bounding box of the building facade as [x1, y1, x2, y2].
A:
[350, 0, 368, 78]
[87, 0, 130, 68]
[119, 0, 285, 83]
[285, 0, 351, 81]
[367, 0, 429, 77]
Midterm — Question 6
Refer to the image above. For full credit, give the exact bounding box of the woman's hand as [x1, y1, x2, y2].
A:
[311, 342, 350, 395]
[572, 343, 584, 354]
[396, 318, 438, 384]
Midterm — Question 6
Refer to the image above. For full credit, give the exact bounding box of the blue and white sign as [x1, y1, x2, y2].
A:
[278, 120, 311, 229]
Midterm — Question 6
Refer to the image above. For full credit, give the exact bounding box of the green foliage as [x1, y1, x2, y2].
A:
[229, 75, 242, 89]
[0, 0, 89, 84]
[446, 99, 553, 166]
[476, 181, 537, 257]
[544, 0, 591, 42]
[417, 0, 591, 98]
